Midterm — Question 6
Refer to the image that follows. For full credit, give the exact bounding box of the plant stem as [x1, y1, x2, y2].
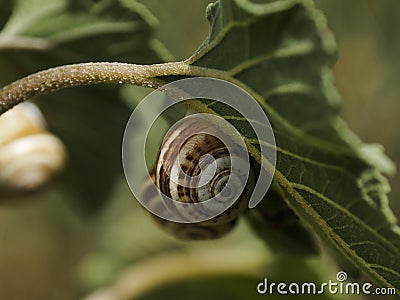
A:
[0, 62, 171, 115]
[83, 245, 267, 300]
[0, 36, 52, 51]
[0, 61, 237, 116]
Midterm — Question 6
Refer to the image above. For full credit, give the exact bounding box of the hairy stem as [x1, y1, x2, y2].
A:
[0, 62, 189, 115]
[0, 60, 238, 115]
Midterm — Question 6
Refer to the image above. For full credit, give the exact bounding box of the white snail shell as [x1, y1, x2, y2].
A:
[143, 115, 255, 240]
[0, 102, 67, 191]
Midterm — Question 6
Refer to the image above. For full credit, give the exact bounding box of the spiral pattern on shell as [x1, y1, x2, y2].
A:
[0, 102, 67, 191]
[123, 77, 277, 240]
[143, 114, 255, 240]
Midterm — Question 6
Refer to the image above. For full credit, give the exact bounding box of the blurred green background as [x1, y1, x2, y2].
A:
[0, 1, 399, 299]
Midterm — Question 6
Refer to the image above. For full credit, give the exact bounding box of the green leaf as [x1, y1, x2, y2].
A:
[164, 0, 400, 292]
[0, 0, 165, 213]
[0, 0, 163, 67]
[246, 183, 318, 255]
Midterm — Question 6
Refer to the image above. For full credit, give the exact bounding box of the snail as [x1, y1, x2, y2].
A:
[142, 114, 256, 240]
[0, 102, 67, 191]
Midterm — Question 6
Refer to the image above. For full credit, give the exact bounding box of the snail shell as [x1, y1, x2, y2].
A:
[0, 102, 67, 191]
[143, 115, 255, 240]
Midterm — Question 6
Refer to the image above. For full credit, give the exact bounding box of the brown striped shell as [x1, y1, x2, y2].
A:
[143, 116, 255, 240]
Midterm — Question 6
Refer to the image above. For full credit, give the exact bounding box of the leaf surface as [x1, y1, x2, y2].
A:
[167, 0, 400, 291]
[0, 0, 164, 213]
